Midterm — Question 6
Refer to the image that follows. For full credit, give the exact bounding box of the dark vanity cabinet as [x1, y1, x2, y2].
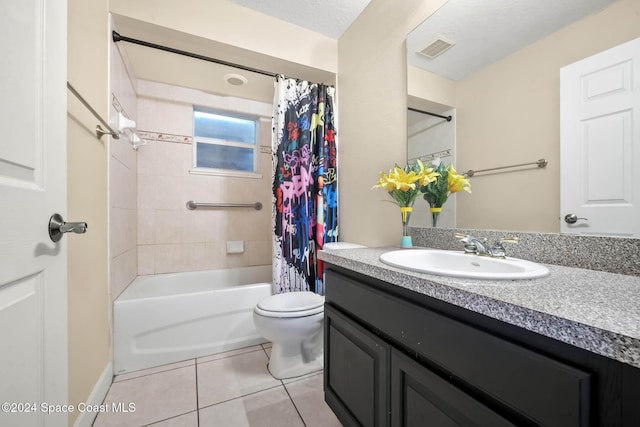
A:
[323, 266, 640, 427]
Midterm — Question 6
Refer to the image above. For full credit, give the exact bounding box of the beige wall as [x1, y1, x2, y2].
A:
[67, 0, 111, 424]
[136, 81, 273, 274]
[337, 0, 448, 246]
[408, 64, 456, 108]
[454, 0, 640, 232]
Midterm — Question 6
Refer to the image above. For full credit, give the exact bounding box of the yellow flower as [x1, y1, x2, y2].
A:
[447, 166, 471, 194]
[388, 166, 420, 192]
[373, 160, 443, 208]
[416, 159, 440, 185]
[373, 171, 394, 191]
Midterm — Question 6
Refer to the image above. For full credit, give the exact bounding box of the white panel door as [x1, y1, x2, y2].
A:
[0, 1, 68, 426]
[560, 37, 640, 237]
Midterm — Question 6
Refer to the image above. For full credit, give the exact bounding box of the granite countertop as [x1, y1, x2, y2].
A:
[319, 247, 640, 369]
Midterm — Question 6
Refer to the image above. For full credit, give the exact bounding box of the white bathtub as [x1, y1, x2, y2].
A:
[113, 265, 272, 374]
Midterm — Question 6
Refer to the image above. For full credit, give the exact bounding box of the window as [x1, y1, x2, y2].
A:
[192, 108, 260, 176]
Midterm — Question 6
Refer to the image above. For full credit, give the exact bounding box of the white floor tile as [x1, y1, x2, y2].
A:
[93, 365, 196, 427]
[262, 343, 272, 359]
[198, 386, 304, 427]
[94, 343, 340, 427]
[197, 350, 281, 408]
[285, 373, 342, 427]
[281, 369, 323, 385]
[145, 411, 198, 426]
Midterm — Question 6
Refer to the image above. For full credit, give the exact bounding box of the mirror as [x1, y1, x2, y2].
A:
[407, 106, 457, 229]
[406, 0, 639, 236]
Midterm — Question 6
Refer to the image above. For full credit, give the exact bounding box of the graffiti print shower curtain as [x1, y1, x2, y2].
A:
[272, 77, 338, 295]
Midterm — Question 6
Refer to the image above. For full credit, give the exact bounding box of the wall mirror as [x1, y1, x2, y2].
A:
[406, 0, 640, 237]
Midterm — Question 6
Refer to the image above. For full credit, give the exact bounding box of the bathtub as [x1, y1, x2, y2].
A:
[113, 265, 272, 374]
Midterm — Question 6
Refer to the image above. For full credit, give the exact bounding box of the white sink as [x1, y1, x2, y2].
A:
[379, 249, 549, 280]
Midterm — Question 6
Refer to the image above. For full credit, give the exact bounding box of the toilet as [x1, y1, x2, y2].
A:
[254, 242, 366, 379]
[253, 291, 325, 379]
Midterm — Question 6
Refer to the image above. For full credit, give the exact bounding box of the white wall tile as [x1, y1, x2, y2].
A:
[137, 245, 155, 275]
[154, 175, 185, 210]
[110, 41, 137, 122]
[111, 248, 137, 302]
[181, 143, 193, 172]
[247, 241, 272, 267]
[201, 211, 228, 243]
[224, 177, 253, 203]
[181, 211, 210, 244]
[185, 174, 226, 204]
[155, 141, 189, 177]
[260, 152, 273, 177]
[137, 141, 156, 176]
[205, 242, 227, 270]
[155, 244, 187, 274]
[226, 252, 249, 269]
[226, 210, 252, 241]
[111, 157, 137, 209]
[155, 210, 182, 244]
[111, 42, 139, 307]
[110, 207, 137, 258]
[111, 136, 137, 172]
[184, 243, 209, 271]
[138, 209, 155, 245]
[134, 83, 276, 273]
[137, 174, 155, 210]
[137, 98, 192, 136]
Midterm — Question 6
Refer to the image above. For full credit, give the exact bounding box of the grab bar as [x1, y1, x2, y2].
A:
[463, 158, 547, 177]
[67, 82, 120, 140]
[186, 200, 263, 211]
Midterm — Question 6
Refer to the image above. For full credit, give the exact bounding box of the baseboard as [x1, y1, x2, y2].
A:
[73, 361, 113, 427]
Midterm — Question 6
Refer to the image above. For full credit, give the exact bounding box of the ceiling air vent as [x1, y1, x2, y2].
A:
[418, 36, 456, 59]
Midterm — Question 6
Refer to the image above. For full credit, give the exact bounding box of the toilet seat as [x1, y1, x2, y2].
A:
[255, 292, 324, 318]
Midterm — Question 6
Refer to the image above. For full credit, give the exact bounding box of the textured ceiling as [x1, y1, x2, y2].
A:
[407, 0, 618, 81]
[227, 0, 371, 39]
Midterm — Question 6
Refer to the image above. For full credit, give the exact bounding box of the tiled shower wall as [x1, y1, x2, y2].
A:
[109, 23, 138, 302]
[135, 80, 273, 275]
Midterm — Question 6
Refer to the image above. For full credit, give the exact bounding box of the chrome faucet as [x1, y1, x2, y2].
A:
[454, 233, 519, 258]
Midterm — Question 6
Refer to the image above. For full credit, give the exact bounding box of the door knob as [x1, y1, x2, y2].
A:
[48, 213, 88, 242]
[564, 213, 588, 224]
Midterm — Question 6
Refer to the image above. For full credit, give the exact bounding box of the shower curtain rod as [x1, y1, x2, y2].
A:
[112, 31, 302, 82]
[408, 107, 452, 122]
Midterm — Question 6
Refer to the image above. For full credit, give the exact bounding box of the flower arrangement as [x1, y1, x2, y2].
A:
[373, 159, 439, 246]
[420, 162, 471, 227]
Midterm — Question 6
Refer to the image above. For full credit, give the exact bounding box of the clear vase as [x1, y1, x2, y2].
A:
[430, 207, 442, 228]
[400, 207, 413, 248]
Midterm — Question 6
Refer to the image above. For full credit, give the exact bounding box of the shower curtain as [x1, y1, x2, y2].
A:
[272, 76, 338, 295]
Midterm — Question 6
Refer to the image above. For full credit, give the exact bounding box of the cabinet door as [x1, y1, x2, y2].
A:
[325, 304, 390, 427]
[326, 270, 592, 426]
[391, 349, 516, 427]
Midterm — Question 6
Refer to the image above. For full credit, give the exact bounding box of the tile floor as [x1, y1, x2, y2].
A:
[93, 343, 342, 426]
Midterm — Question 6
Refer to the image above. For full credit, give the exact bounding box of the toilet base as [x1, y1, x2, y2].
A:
[267, 329, 324, 379]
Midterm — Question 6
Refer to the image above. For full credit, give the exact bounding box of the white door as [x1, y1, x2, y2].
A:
[560, 38, 640, 237]
[0, 1, 68, 426]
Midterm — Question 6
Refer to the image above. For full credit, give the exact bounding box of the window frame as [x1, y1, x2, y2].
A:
[191, 107, 262, 178]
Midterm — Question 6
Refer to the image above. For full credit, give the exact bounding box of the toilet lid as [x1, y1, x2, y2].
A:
[257, 291, 324, 313]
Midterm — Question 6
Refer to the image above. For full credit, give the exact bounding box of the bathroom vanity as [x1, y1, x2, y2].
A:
[319, 248, 640, 427]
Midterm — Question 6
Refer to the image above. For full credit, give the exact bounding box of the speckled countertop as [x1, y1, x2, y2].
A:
[319, 247, 640, 369]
